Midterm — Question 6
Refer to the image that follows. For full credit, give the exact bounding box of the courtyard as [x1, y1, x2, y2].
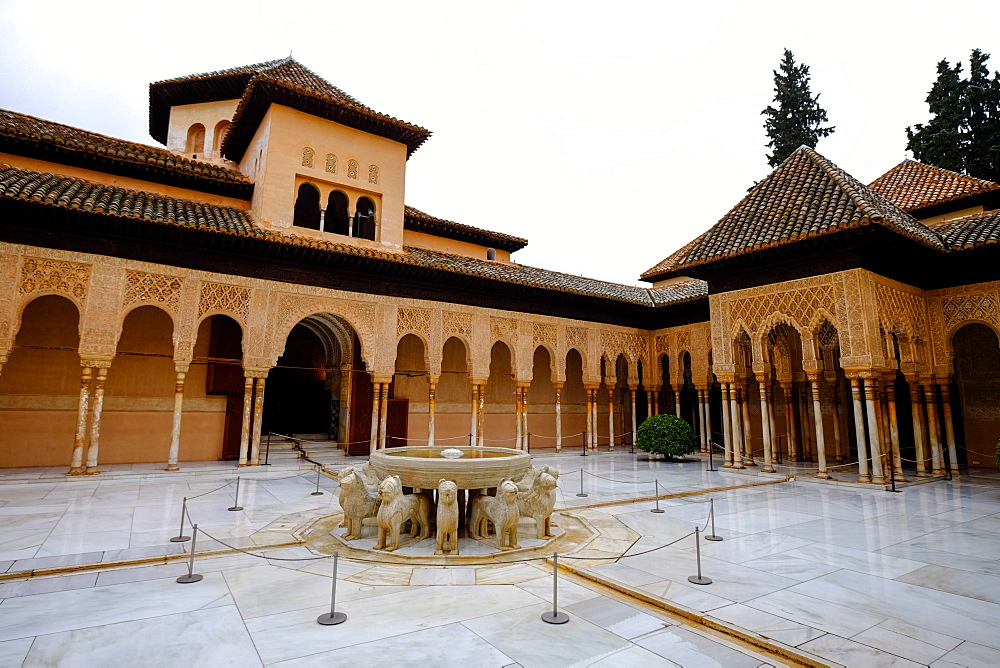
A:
[0, 449, 997, 667]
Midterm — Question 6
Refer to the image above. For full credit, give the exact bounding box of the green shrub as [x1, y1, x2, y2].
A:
[636, 414, 696, 459]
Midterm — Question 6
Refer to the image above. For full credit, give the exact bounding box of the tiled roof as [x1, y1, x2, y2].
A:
[0, 163, 699, 308]
[869, 159, 999, 212]
[151, 57, 431, 159]
[641, 147, 944, 281]
[935, 210, 1000, 250]
[0, 108, 252, 197]
[0, 164, 257, 233]
[404, 205, 528, 252]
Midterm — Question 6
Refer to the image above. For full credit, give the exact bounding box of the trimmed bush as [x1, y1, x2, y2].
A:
[636, 414, 696, 459]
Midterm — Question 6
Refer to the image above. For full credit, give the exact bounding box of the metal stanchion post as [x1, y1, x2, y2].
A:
[687, 526, 712, 585]
[170, 497, 191, 542]
[176, 524, 203, 584]
[707, 440, 716, 471]
[312, 465, 324, 496]
[576, 469, 588, 497]
[317, 552, 347, 625]
[651, 479, 664, 513]
[705, 498, 723, 541]
[228, 476, 243, 511]
[263, 431, 272, 466]
[540, 553, 570, 624]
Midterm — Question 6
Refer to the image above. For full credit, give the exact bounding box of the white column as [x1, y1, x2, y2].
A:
[84, 365, 110, 474]
[730, 385, 745, 468]
[69, 364, 92, 474]
[758, 377, 775, 473]
[674, 385, 683, 418]
[239, 375, 254, 466]
[585, 388, 594, 452]
[810, 376, 829, 479]
[741, 388, 755, 466]
[940, 383, 960, 475]
[469, 383, 479, 447]
[554, 383, 563, 452]
[250, 376, 266, 465]
[886, 380, 905, 481]
[697, 390, 707, 453]
[521, 385, 530, 451]
[477, 384, 485, 447]
[850, 377, 870, 481]
[909, 383, 928, 476]
[379, 382, 389, 449]
[721, 382, 733, 467]
[427, 380, 437, 447]
[370, 380, 382, 455]
[515, 385, 523, 450]
[608, 390, 615, 450]
[166, 365, 187, 471]
[783, 385, 798, 461]
[863, 378, 886, 484]
[925, 384, 945, 474]
[630, 389, 637, 451]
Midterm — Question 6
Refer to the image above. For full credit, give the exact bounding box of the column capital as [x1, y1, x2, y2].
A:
[804, 370, 822, 383]
[427, 374, 440, 385]
[244, 366, 271, 379]
[371, 375, 394, 385]
[80, 354, 113, 368]
[471, 377, 489, 387]
[552, 381, 564, 390]
[174, 362, 190, 374]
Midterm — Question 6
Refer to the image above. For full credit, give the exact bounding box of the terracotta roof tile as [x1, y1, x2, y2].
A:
[869, 159, 999, 212]
[648, 279, 708, 306]
[403, 205, 527, 252]
[0, 164, 257, 233]
[934, 210, 1000, 250]
[641, 147, 943, 281]
[0, 108, 251, 191]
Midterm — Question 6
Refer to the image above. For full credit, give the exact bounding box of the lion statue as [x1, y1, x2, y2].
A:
[470, 479, 520, 550]
[513, 465, 559, 492]
[374, 475, 431, 552]
[517, 471, 558, 539]
[336, 467, 379, 540]
[435, 479, 460, 555]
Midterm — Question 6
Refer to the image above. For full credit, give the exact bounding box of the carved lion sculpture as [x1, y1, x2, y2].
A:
[513, 465, 559, 492]
[374, 475, 431, 552]
[470, 479, 521, 550]
[435, 479, 460, 555]
[337, 468, 379, 540]
[517, 471, 558, 539]
[361, 461, 385, 488]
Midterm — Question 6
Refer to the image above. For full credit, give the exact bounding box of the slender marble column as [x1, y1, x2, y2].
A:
[850, 378, 870, 482]
[608, 387, 615, 449]
[592, 389, 600, 450]
[521, 385, 530, 451]
[925, 384, 945, 474]
[630, 389, 637, 451]
[832, 390, 844, 464]
[515, 385, 523, 450]
[758, 379, 775, 472]
[721, 382, 733, 467]
[940, 383, 960, 475]
[766, 387, 779, 463]
[909, 383, 928, 476]
[378, 382, 389, 449]
[427, 381, 437, 447]
[697, 390, 708, 453]
[469, 384, 479, 447]
[741, 388, 755, 465]
[477, 384, 485, 447]
[810, 377, 830, 478]
[885, 381, 905, 481]
[554, 383, 563, 452]
[371, 381, 382, 454]
[166, 366, 187, 471]
[800, 385, 815, 461]
[730, 385, 745, 468]
[674, 385, 683, 418]
[239, 375, 254, 466]
[84, 365, 109, 474]
[250, 377, 266, 465]
[69, 364, 93, 474]
[650, 387, 659, 416]
[863, 379, 886, 484]
[647, 389, 654, 421]
[783, 385, 798, 461]
[585, 388, 594, 452]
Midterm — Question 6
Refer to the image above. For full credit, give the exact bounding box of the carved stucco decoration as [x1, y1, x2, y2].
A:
[532, 322, 555, 349]
[490, 316, 517, 345]
[600, 330, 647, 364]
[729, 283, 835, 335]
[873, 279, 928, 341]
[566, 326, 588, 351]
[199, 281, 250, 322]
[19, 257, 90, 306]
[943, 292, 998, 327]
[443, 311, 473, 341]
[676, 330, 691, 353]
[123, 270, 181, 315]
[396, 307, 431, 339]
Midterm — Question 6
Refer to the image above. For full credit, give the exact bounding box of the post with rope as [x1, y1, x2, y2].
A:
[687, 526, 712, 585]
[170, 496, 191, 542]
[705, 498, 723, 540]
[317, 552, 347, 625]
[651, 479, 664, 513]
[312, 465, 325, 496]
[576, 469, 587, 497]
[228, 476, 244, 511]
[540, 553, 570, 624]
[176, 524, 203, 584]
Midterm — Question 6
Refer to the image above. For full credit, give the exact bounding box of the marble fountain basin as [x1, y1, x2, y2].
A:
[368, 446, 530, 490]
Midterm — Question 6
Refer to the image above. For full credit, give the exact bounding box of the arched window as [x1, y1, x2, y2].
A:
[368, 165, 379, 184]
[293, 183, 321, 230]
[325, 154, 337, 173]
[186, 123, 205, 156]
[302, 147, 315, 168]
[486, 247, 497, 261]
[325, 190, 349, 235]
[353, 197, 376, 240]
[213, 120, 231, 156]
[347, 159, 359, 179]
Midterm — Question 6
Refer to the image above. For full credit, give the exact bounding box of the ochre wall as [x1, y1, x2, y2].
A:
[402, 230, 513, 262]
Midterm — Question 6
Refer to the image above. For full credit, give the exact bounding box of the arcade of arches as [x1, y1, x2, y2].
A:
[2, 248, 999, 478]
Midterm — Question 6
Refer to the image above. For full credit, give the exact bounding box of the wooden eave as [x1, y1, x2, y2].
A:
[149, 75, 255, 144]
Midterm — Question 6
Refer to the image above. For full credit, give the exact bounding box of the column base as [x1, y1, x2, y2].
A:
[857, 475, 871, 483]
[788, 456, 799, 462]
[815, 472, 831, 479]
[555, 448, 561, 453]
[914, 470, 930, 477]
[931, 469, 947, 475]
[165, 465, 180, 472]
[893, 474, 909, 482]
[871, 475, 887, 484]
[949, 469, 961, 476]
[66, 467, 86, 475]
[744, 459, 756, 466]
[731, 464, 745, 470]
[83, 467, 101, 475]
[761, 466, 776, 473]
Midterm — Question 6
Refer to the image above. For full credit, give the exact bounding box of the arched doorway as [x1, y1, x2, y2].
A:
[953, 323, 1000, 467]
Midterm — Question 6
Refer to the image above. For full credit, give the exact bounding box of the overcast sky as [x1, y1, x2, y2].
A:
[1, 0, 997, 286]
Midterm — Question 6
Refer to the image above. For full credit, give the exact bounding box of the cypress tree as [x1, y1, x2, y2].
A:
[907, 50, 1000, 182]
[762, 49, 835, 168]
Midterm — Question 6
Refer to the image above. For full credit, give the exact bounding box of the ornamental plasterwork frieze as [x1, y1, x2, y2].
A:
[600, 330, 647, 363]
[532, 322, 556, 349]
[566, 326, 588, 351]
[123, 270, 182, 314]
[443, 311, 473, 340]
[198, 281, 250, 321]
[927, 282, 1000, 369]
[396, 307, 431, 338]
[490, 316, 517, 345]
[942, 292, 998, 327]
[19, 256, 90, 305]
[727, 282, 835, 335]
[872, 278, 928, 340]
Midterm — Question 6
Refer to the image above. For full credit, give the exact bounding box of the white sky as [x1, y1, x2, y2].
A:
[1, 0, 996, 286]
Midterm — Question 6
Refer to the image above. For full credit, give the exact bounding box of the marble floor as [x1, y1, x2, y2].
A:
[0, 450, 997, 666]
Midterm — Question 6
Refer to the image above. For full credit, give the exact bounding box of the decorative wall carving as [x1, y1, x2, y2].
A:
[443, 311, 472, 339]
[198, 281, 250, 321]
[654, 334, 668, 354]
[728, 283, 835, 333]
[19, 257, 90, 303]
[874, 279, 928, 338]
[325, 153, 337, 173]
[368, 165, 379, 184]
[677, 331, 690, 352]
[566, 326, 588, 351]
[302, 147, 314, 168]
[123, 270, 181, 313]
[397, 307, 431, 338]
[490, 316, 517, 344]
[943, 292, 997, 327]
[347, 159, 359, 179]
[532, 323, 555, 349]
[600, 331, 647, 362]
